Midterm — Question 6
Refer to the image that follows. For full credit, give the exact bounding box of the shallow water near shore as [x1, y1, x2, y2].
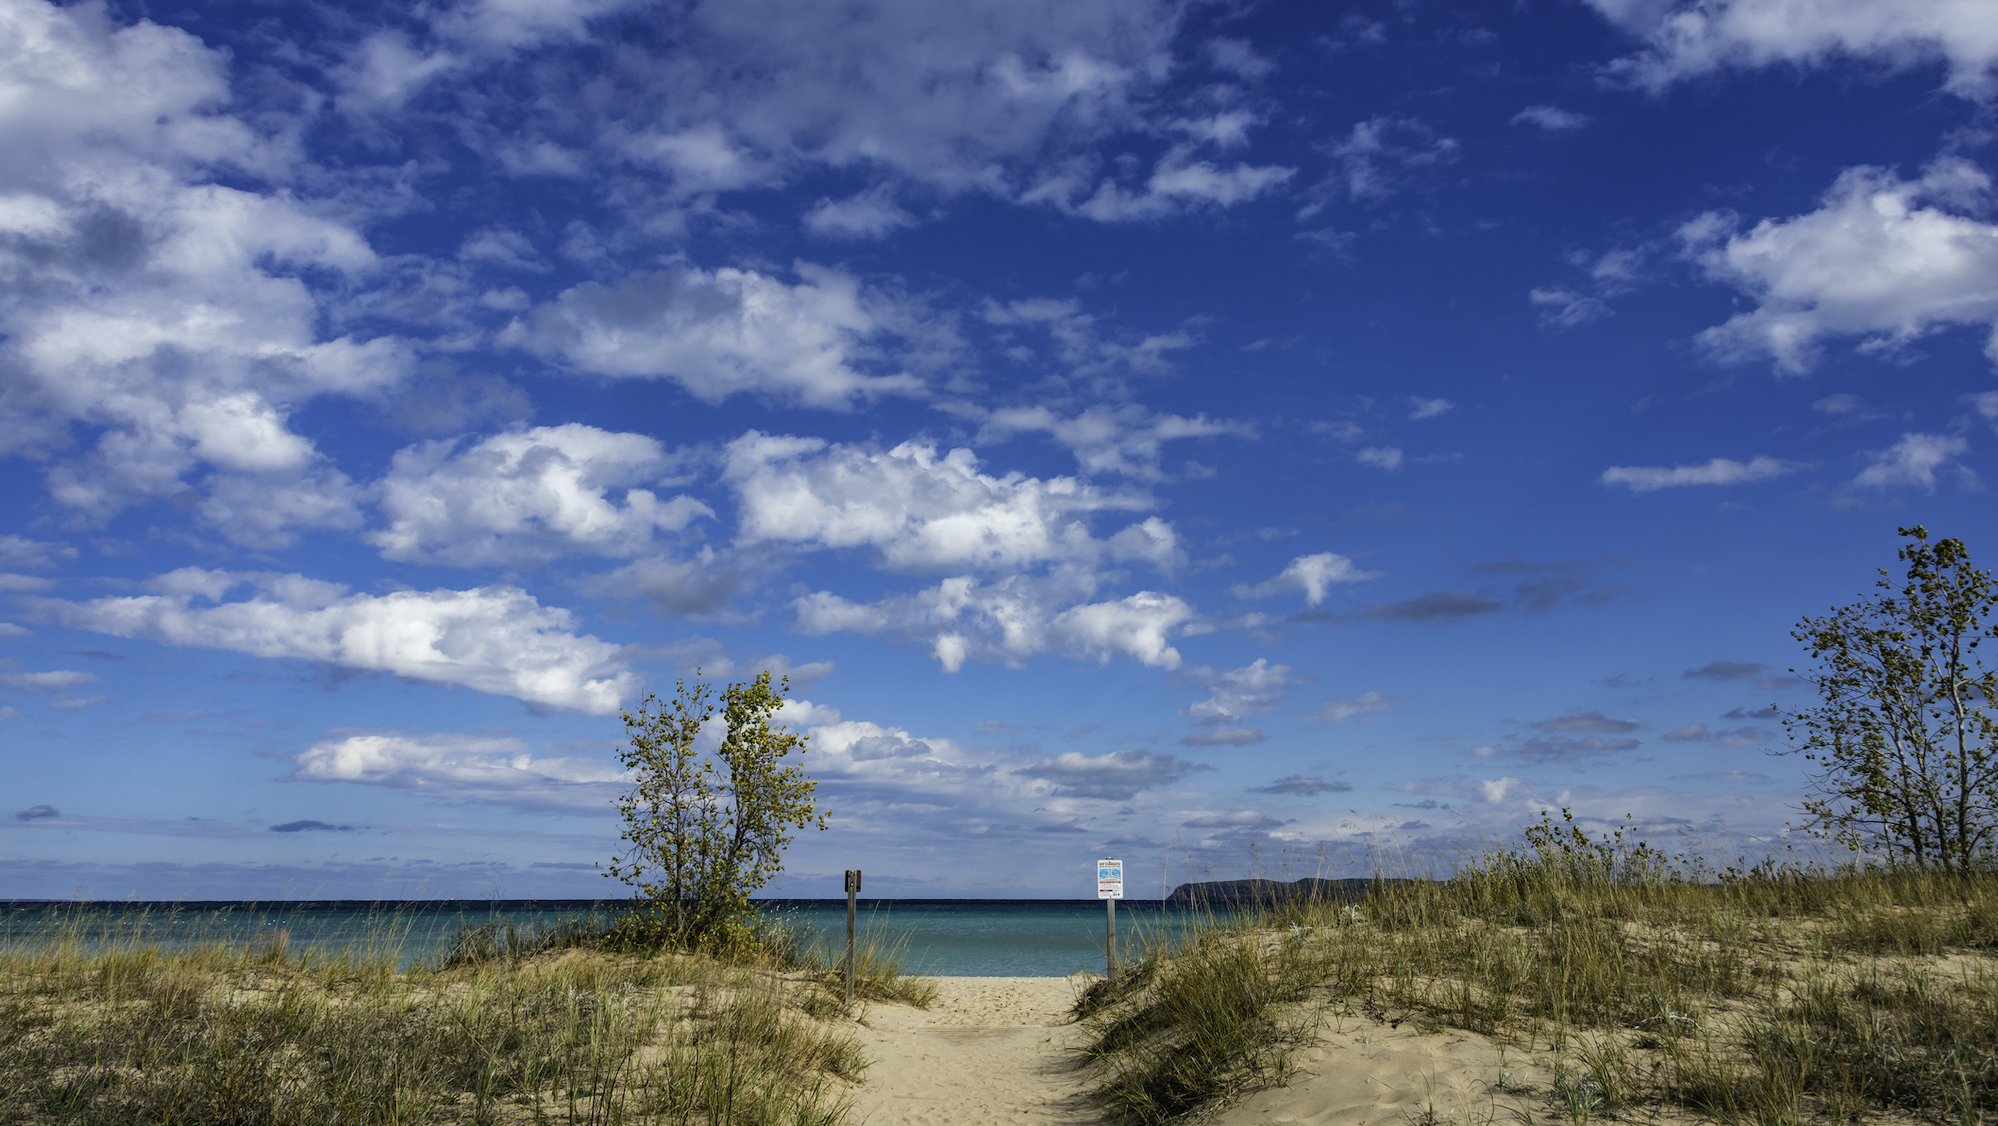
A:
[0, 898, 1227, 976]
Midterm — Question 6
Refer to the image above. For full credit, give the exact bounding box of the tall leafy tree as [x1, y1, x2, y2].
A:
[604, 671, 828, 950]
[1780, 527, 1998, 871]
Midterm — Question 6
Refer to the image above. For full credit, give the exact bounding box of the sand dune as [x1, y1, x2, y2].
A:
[846, 976, 1568, 1126]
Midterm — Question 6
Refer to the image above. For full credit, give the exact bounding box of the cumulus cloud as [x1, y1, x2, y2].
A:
[1681, 159, 1998, 374]
[1407, 397, 1454, 421]
[1853, 432, 1974, 489]
[605, 0, 1186, 195]
[803, 186, 919, 239]
[295, 730, 626, 811]
[36, 569, 636, 714]
[0, 0, 405, 543]
[725, 431, 1162, 572]
[15, 804, 60, 820]
[1016, 748, 1210, 800]
[1600, 455, 1802, 492]
[1663, 723, 1709, 742]
[794, 572, 1194, 670]
[1588, 0, 1998, 100]
[1181, 659, 1294, 739]
[1230, 552, 1379, 606]
[269, 819, 356, 833]
[371, 425, 711, 566]
[506, 263, 928, 409]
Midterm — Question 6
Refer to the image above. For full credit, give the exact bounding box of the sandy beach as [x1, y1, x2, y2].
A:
[846, 976, 1101, 1126]
[845, 976, 1565, 1126]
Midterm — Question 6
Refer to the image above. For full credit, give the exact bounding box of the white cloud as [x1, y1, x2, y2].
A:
[1302, 691, 1396, 723]
[794, 571, 1192, 670]
[506, 263, 928, 409]
[0, 0, 407, 542]
[0, 536, 77, 570]
[36, 569, 636, 714]
[1049, 590, 1194, 667]
[1182, 659, 1294, 724]
[1045, 144, 1294, 222]
[1681, 159, 1998, 373]
[1530, 286, 1613, 328]
[294, 730, 626, 811]
[1588, 0, 1998, 100]
[1408, 397, 1455, 421]
[1205, 37, 1276, 80]
[1355, 446, 1404, 471]
[803, 186, 919, 240]
[0, 670, 101, 692]
[459, 227, 547, 271]
[975, 402, 1255, 479]
[1172, 110, 1262, 149]
[1853, 432, 1973, 489]
[724, 431, 1161, 572]
[0, 574, 54, 593]
[639, 0, 1185, 195]
[1107, 517, 1186, 574]
[1230, 552, 1380, 606]
[391, 0, 1192, 207]
[371, 425, 712, 566]
[1511, 104, 1591, 131]
[1600, 455, 1802, 492]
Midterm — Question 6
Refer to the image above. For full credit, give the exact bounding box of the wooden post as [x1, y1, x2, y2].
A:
[844, 869, 860, 1006]
[1106, 895, 1117, 983]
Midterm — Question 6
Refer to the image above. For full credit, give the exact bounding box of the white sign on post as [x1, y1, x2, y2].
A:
[1097, 858, 1124, 899]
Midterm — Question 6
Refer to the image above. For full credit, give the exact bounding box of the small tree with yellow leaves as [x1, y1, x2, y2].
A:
[603, 671, 827, 953]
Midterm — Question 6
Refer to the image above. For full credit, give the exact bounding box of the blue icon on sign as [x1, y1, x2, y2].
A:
[1100, 867, 1119, 879]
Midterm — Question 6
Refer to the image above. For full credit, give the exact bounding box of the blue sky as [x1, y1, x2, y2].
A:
[3, 0, 1996, 900]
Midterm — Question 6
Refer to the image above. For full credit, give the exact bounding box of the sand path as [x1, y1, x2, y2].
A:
[847, 976, 1101, 1126]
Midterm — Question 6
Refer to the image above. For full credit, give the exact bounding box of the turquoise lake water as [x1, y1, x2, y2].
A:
[0, 900, 1229, 977]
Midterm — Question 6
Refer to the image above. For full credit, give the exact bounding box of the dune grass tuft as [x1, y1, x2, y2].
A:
[1079, 821, 1998, 1125]
[0, 906, 935, 1125]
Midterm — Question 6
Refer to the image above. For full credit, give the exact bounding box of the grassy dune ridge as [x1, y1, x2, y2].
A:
[1077, 830, 1998, 1126]
[0, 908, 933, 1125]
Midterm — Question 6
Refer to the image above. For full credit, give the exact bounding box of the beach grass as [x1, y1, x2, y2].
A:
[1079, 826, 1998, 1125]
[0, 906, 930, 1125]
